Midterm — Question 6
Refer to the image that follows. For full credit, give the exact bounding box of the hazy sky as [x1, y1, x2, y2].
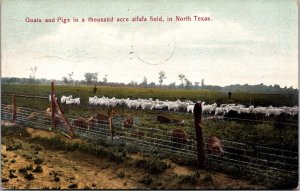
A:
[2, 0, 298, 87]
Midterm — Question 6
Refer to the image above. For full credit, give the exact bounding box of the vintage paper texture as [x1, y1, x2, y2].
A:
[1, 0, 298, 189]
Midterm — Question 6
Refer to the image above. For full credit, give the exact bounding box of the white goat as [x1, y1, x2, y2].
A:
[61, 95, 72, 104]
[66, 98, 80, 105]
[186, 104, 195, 113]
[202, 103, 217, 114]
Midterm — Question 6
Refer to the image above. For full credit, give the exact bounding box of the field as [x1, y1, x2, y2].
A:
[1, 83, 298, 107]
[1, 83, 299, 189]
[1, 125, 266, 189]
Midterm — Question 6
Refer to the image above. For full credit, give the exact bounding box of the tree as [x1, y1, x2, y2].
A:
[128, 80, 137, 86]
[195, 82, 200, 87]
[178, 74, 185, 87]
[184, 77, 192, 89]
[201, 79, 205, 87]
[62, 72, 74, 84]
[29, 66, 37, 82]
[149, 82, 156, 88]
[168, 82, 176, 88]
[62, 76, 69, 84]
[158, 71, 166, 86]
[68, 72, 74, 83]
[103, 74, 108, 83]
[140, 76, 147, 87]
[84, 73, 98, 84]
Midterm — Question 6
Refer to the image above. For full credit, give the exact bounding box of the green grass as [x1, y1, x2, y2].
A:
[29, 133, 127, 164]
[135, 155, 170, 174]
[1, 83, 296, 107]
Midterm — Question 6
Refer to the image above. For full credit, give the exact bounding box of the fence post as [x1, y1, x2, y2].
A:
[194, 102, 205, 169]
[12, 94, 16, 122]
[109, 117, 113, 141]
[51, 81, 56, 129]
[108, 108, 114, 141]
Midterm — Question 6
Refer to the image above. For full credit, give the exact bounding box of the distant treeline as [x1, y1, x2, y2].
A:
[1, 77, 298, 96]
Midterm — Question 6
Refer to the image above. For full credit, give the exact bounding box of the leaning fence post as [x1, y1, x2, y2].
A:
[194, 102, 205, 169]
[12, 94, 16, 122]
[51, 81, 56, 129]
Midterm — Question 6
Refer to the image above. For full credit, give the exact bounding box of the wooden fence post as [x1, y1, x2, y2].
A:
[12, 94, 16, 122]
[109, 117, 113, 141]
[194, 102, 205, 169]
[51, 81, 56, 129]
[108, 108, 114, 141]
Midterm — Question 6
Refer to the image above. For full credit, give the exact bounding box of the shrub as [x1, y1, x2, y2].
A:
[25, 155, 33, 160]
[51, 171, 60, 182]
[53, 176, 60, 182]
[136, 156, 170, 174]
[203, 174, 213, 183]
[33, 157, 44, 164]
[31, 136, 66, 150]
[8, 170, 17, 179]
[84, 186, 91, 189]
[24, 172, 34, 180]
[117, 171, 125, 178]
[68, 183, 78, 188]
[34, 146, 42, 151]
[125, 144, 140, 154]
[1, 125, 30, 137]
[27, 164, 33, 170]
[19, 166, 28, 173]
[109, 152, 126, 164]
[6, 143, 22, 151]
[121, 149, 128, 158]
[167, 153, 198, 167]
[180, 174, 198, 185]
[139, 176, 153, 186]
[32, 165, 43, 173]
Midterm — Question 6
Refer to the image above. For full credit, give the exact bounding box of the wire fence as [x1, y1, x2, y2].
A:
[1, 103, 298, 187]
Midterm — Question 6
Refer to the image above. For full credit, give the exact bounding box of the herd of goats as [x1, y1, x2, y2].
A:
[4, 93, 295, 155]
[19, 104, 223, 154]
[57, 95, 299, 118]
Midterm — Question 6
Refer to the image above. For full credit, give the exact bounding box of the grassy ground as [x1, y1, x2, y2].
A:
[1, 125, 265, 189]
[2, 83, 297, 106]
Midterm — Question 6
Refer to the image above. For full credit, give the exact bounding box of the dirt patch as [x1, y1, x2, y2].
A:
[1, 141, 142, 189]
[1, 126, 265, 189]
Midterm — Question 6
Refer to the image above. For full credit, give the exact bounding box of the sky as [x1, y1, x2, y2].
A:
[1, 0, 298, 88]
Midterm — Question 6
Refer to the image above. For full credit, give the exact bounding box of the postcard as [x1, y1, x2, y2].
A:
[1, 0, 298, 189]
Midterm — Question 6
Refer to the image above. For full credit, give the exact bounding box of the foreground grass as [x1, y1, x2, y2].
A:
[2, 124, 296, 189]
